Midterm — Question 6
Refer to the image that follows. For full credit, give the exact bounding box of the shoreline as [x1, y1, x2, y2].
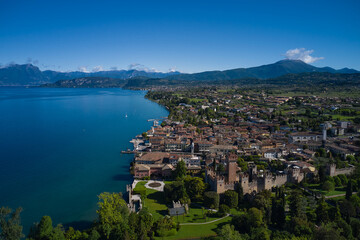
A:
[124, 90, 170, 183]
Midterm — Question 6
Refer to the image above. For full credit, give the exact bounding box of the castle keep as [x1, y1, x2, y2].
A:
[206, 154, 305, 194]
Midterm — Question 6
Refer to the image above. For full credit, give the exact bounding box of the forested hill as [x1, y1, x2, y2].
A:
[166, 59, 359, 81]
[40, 72, 360, 89]
[40, 77, 127, 88]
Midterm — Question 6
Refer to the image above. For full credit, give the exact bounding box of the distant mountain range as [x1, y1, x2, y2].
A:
[0, 59, 358, 86]
[0, 64, 180, 86]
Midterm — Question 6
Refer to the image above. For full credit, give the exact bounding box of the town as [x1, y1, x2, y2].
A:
[131, 88, 359, 187]
[119, 87, 360, 239]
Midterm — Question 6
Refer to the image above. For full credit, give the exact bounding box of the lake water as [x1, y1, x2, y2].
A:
[0, 87, 168, 234]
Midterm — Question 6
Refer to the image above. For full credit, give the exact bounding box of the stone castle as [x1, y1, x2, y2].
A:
[326, 163, 355, 177]
[205, 153, 305, 194]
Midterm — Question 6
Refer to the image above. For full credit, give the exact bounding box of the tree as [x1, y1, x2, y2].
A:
[184, 176, 206, 201]
[338, 174, 348, 186]
[316, 197, 329, 224]
[346, 179, 353, 200]
[219, 204, 230, 215]
[224, 190, 238, 209]
[0, 207, 24, 240]
[137, 208, 154, 240]
[65, 227, 87, 240]
[37, 216, 53, 240]
[87, 230, 100, 240]
[289, 217, 313, 237]
[165, 181, 190, 204]
[333, 176, 342, 187]
[247, 208, 264, 228]
[174, 161, 187, 179]
[155, 216, 176, 237]
[322, 180, 335, 192]
[250, 227, 270, 240]
[49, 225, 65, 240]
[271, 198, 285, 228]
[237, 158, 248, 172]
[218, 224, 243, 240]
[339, 199, 355, 222]
[313, 223, 342, 240]
[27, 216, 67, 240]
[235, 184, 244, 205]
[350, 218, 360, 239]
[203, 191, 219, 209]
[318, 166, 326, 183]
[96, 192, 129, 239]
[317, 148, 327, 158]
[289, 190, 307, 220]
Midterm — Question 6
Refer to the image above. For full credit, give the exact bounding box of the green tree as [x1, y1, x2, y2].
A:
[234, 184, 244, 206]
[346, 179, 353, 200]
[137, 208, 154, 240]
[313, 223, 342, 240]
[224, 190, 238, 209]
[184, 176, 206, 201]
[174, 161, 187, 179]
[218, 224, 243, 240]
[333, 176, 342, 187]
[316, 197, 329, 224]
[288, 217, 313, 237]
[271, 198, 285, 228]
[65, 227, 86, 240]
[49, 225, 65, 240]
[37, 216, 53, 240]
[322, 180, 335, 192]
[237, 158, 248, 172]
[87, 230, 100, 240]
[350, 218, 360, 239]
[219, 204, 230, 215]
[338, 174, 348, 186]
[96, 192, 129, 239]
[0, 207, 24, 240]
[250, 227, 270, 240]
[339, 199, 355, 222]
[203, 191, 219, 209]
[247, 208, 264, 228]
[289, 190, 307, 220]
[165, 181, 190, 204]
[155, 216, 176, 237]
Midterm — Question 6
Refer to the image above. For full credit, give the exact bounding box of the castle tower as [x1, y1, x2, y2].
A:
[227, 153, 238, 182]
[326, 164, 336, 177]
[264, 174, 273, 190]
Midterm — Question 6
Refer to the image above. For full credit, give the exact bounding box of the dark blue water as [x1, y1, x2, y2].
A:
[0, 87, 167, 233]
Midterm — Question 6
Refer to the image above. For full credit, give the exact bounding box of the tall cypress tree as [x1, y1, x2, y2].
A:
[346, 179, 353, 200]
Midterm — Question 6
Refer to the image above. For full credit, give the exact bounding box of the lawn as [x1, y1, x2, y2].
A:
[174, 204, 221, 224]
[133, 181, 168, 220]
[155, 216, 232, 240]
[133, 181, 234, 239]
[307, 183, 346, 197]
[328, 114, 356, 121]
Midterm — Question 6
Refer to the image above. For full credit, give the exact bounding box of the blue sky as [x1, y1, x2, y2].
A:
[0, 0, 359, 73]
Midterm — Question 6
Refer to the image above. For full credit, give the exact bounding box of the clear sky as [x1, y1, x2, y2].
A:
[0, 0, 359, 73]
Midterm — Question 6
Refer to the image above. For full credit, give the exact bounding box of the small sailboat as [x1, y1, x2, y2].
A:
[125, 113, 128, 118]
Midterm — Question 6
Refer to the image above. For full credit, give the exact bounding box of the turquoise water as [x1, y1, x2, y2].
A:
[0, 87, 167, 233]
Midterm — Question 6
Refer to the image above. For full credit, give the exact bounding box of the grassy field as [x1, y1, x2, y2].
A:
[134, 181, 235, 239]
[328, 114, 356, 121]
[155, 216, 232, 240]
[133, 181, 168, 220]
[307, 183, 346, 196]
